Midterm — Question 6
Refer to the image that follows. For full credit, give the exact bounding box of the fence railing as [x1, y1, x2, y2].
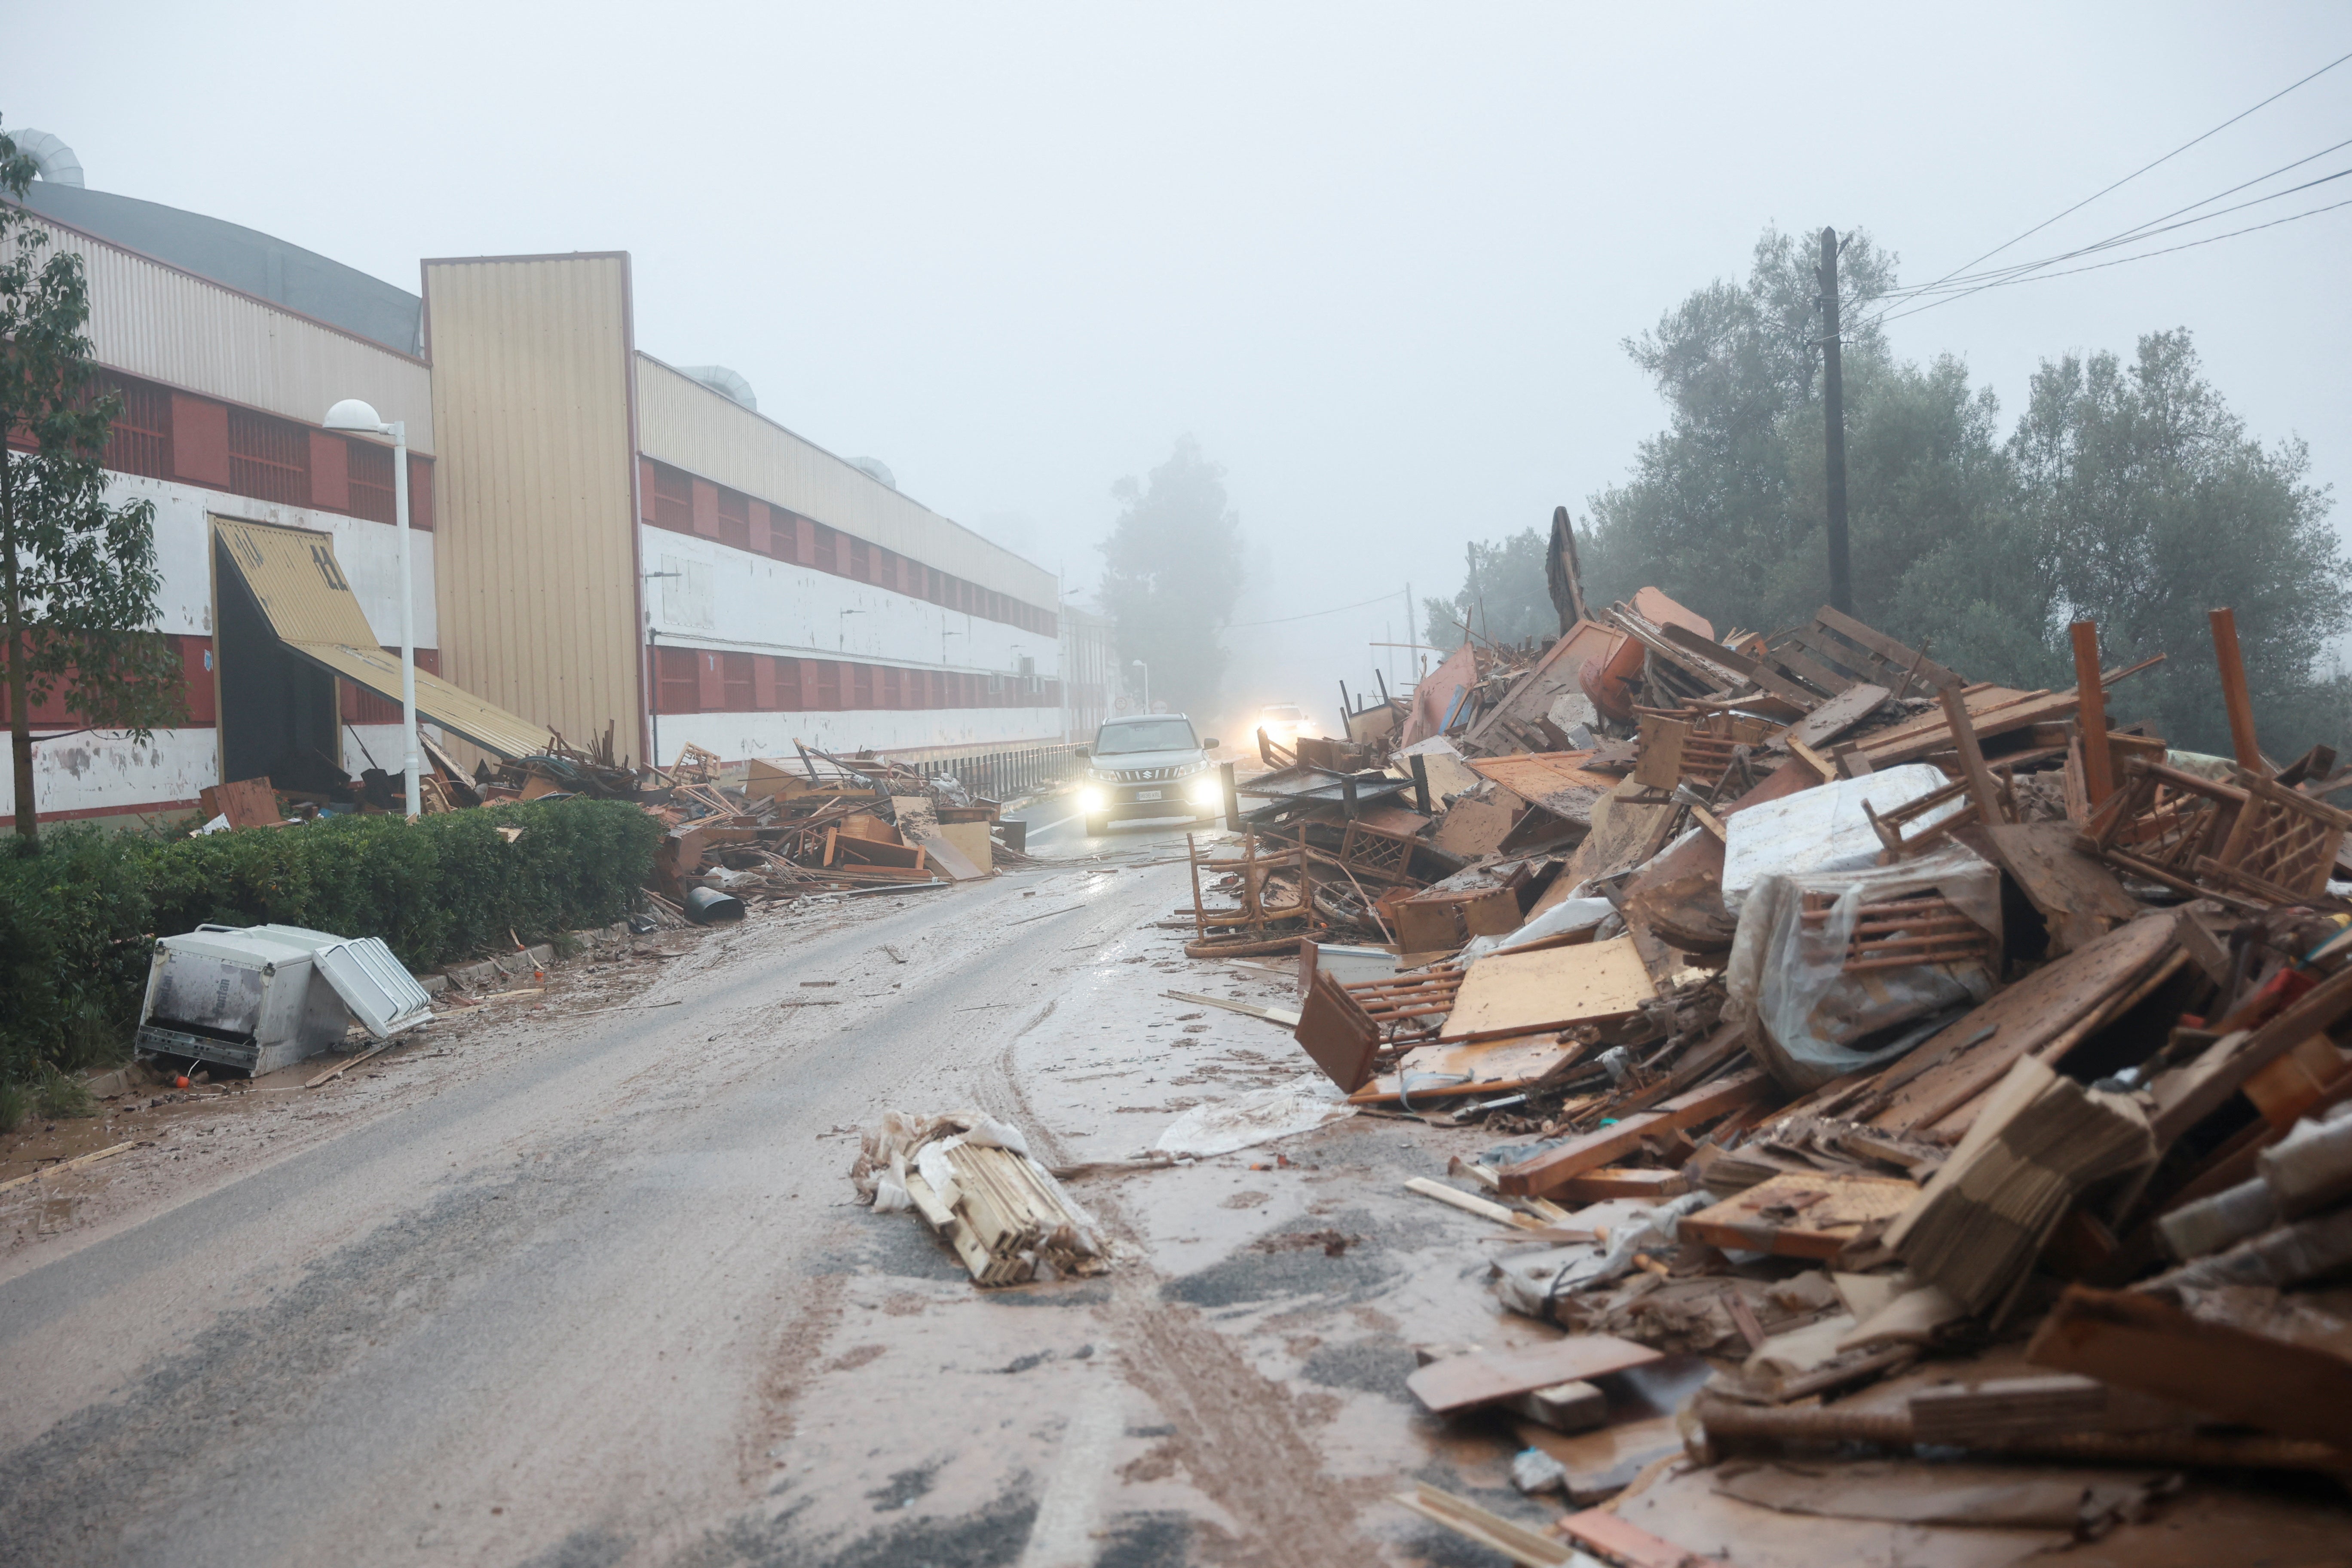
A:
[891, 743, 1082, 802]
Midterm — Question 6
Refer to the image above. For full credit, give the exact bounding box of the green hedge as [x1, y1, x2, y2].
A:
[0, 797, 660, 1088]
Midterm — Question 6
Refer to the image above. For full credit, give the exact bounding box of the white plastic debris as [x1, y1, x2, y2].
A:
[1720, 763, 1962, 914]
[1152, 1077, 1358, 1158]
[1511, 1447, 1568, 1494]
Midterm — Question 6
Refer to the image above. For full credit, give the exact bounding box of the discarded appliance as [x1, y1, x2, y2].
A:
[136, 923, 436, 1074]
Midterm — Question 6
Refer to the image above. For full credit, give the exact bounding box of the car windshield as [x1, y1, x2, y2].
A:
[1094, 720, 1198, 755]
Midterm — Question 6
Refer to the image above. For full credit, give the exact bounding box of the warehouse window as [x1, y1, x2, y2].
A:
[655, 646, 700, 713]
[346, 438, 396, 524]
[773, 657, 802, 710]
[812, 524, 838, 575]
[652, 463, 692, 532]
[812, 659, 841, 710]
[98, 374, 172, 478]
[227, 407, 310, 505]
[848, 538, 869, 581]
[716, 488, 751, 551]
[720, 651, 754, 711]
[848, 663, 874, 709]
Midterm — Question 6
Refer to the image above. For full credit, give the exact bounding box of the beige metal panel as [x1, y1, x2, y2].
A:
[291, 643, 552, 760]
[210, 516, 554, 758]
[15, 213, 434, 450]
[635, 357, 1056, 607]
[213, 517, 382, 645]
[424, 255, 644, 763]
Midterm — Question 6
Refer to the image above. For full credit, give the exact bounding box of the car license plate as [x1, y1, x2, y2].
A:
[1135, 789, 1163, 802]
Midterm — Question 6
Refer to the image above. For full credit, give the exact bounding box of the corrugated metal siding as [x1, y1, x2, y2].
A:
[423, 256, 642, 759]
[15, 214, 433, 451]
[634, 358, 1056, 607]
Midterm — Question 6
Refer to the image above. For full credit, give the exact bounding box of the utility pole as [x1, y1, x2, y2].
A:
[1819, 226, 1853, 615]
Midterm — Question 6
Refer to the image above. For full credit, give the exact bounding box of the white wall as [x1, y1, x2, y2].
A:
[653, 707, 1062, 766]
[0, 726, 217, 824]
[133, 471, 437, 645]
[641, 524, 1058, 680]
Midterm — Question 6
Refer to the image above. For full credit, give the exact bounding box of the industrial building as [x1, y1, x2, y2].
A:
[0, 136, 1070, 828]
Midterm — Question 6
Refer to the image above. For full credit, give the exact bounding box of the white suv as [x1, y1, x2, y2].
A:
[1076, 715, 1222, 835]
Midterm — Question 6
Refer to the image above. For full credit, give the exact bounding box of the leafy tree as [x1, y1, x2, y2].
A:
[2010, 331, 2349, 757]
[1, 126, 182, 845]
[1096, 437, 1245, 715]
[1578, 223, 2347, 756]
[1423, 529, 1554, 651]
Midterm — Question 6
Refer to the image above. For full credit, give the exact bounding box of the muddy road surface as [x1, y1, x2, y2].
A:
[0, 820, 1541, 1568]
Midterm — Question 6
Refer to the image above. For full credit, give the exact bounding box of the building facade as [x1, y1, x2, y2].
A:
[1, 190, 437, 827]
[2, 154, 1067, 827]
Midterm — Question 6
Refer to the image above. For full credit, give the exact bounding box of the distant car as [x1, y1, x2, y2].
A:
[1076, 714, 1223, 835]
[1257, 703, 1310, 748]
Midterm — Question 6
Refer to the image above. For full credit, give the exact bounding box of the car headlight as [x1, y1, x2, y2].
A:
[1078, 787, 1106, 812]
[1188, 776, 1221, 807]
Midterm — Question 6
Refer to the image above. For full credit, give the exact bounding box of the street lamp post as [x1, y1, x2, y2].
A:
[1131, 658, 1149, 714]
[323, 398, 419, 818]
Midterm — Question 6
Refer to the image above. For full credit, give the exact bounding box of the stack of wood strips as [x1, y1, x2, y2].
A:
[904, 1139, 1108, 1287]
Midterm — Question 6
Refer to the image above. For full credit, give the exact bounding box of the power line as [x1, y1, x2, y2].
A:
[1895, 49, 2352, 304]
[1226, 589, 1405, 629]
[1858, 135, 2352, 309]
[1870, 194, 2352, 326]
[1858, 161, 2352, 319]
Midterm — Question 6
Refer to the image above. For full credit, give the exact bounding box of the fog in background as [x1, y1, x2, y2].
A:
[8, 3, 2348, 733]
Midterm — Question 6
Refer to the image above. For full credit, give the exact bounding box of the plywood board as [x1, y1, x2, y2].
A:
[1979, 821, 2141, 954]
[1406, 1336, 1662, 1415]
[911, 827, 985, 881]
[1349, 1034, 1577, 1104]
[1866, 913, 2174, 1133]
[1432, 796, 1522, 857]
[1438, 935, 1654, 1041]
[1680, 1170, 1920, 1260]
[935, 820, 994, 876]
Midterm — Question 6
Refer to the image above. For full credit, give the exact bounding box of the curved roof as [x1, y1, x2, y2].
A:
[17, 181, 421, 355]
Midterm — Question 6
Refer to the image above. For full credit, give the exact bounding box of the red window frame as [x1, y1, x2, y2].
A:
[226, 406, 310, 505]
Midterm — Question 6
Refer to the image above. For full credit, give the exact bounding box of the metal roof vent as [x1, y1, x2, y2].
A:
[678, 364, 756, 411]
[852, 456, 897, 490]
[13, 129, 85, 187]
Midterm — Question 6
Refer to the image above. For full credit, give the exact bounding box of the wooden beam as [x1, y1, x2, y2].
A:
[1939, 685, 2008, 828]
[2209, 607, 2265, 775]
[2071, 622, 2114, 807]
[1498, 1068, 1773, 1197]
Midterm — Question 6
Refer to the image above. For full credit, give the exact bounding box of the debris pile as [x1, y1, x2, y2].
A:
[852, 1110, 1109, 1286]
[1214, 584, 2352, 1556]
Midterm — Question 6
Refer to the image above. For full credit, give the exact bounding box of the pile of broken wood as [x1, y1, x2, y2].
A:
[1204, 585, 2352, 1561]
[644, 741, 1017, 916]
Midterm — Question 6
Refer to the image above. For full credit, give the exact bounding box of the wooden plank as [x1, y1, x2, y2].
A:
[1292, 970, 1382, 1092]
[1939, 685, 2009, 828]
[1393, 1484, 1576, 1567]
[1162, 989, 1302, 1027]
[1559, 1508, 1701, 1568]
[1350, 1035, 1576, 1104]
[1860, 689, 2087, 768]
[1678, 1170, 1919, 1260]
[1763, 639, 1856, 698]
[2149, 959, 2352, 1143]
[1659, 622, 1820, 708]
[1403, 1176, 1552, 1230]
[0, 1140, 136, 1194]
[2070, 622, 2114, 805]
[2209, 608, 2265, 773]
[2026, 1284, 2352, 1448]
[1978, 822, 2143, 956]
[1405, 1336, 1662, 1415]
[1499, 1068, 1773, 1197]
[1813, 603, 1964, 689]
[1784, 622, 1885, 686]
[1431, 796, 1522, 857]
[1547, 1167, 1689, 1202]
[1438, 936, 1654, 1042]
[907, 825, 985, 881]
[1868, 913, 2177, 1133]
[1781, 682, 1889, 753]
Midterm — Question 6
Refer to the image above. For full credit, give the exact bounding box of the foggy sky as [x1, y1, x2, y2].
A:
[8, 3, 2348, 725]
